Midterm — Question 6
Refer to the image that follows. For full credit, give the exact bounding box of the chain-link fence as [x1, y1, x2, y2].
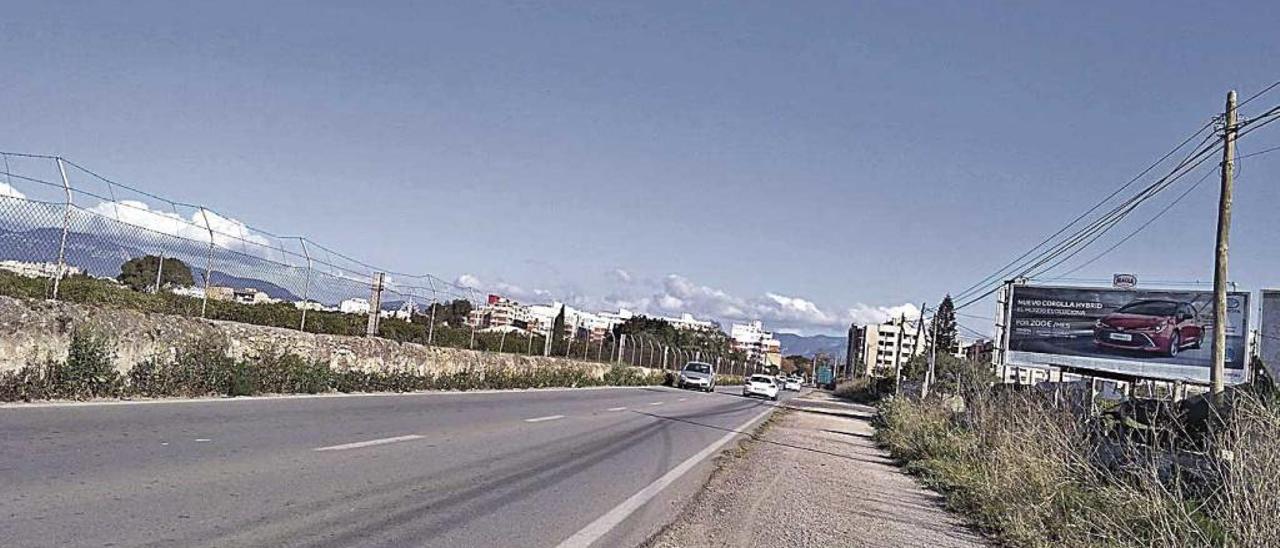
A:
[0, 153, 759, 376]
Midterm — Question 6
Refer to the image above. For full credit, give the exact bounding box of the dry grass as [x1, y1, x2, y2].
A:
[876, 384, 1280, 547]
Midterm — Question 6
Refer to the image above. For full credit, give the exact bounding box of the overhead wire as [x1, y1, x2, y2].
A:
[949, 119, 1217, 303]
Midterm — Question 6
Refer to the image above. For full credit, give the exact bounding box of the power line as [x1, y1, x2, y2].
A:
[950, 120, 1217, 303]
[1045, 165, 1217, 280]
[951, 136, 1223, 311]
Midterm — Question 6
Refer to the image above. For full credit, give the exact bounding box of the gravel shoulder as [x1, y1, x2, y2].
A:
[647, 390, 988, 548]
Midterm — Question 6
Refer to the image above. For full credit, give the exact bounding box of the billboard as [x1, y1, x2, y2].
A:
[1004, 284, 1250, 384]
[1263, 290, 1280, 383]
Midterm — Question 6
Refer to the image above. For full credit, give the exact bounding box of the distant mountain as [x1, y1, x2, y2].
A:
[0, 226, 301, 302]
[776, 333, 847, 358]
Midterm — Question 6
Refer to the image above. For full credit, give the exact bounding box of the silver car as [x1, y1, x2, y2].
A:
[676, 362, 716, 392]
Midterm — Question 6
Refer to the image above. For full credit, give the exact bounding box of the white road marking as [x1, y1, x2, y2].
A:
[606, 407, 628, 412]
[524, 415, 565, 423]
[556, 406, 776, 548]
[194, 438, 211, 442]
[313, 434, 424, 452]
[678, 398, 688, 402]
[648, 401, 664, 406]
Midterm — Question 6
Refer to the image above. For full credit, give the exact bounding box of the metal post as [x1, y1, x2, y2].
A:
[366, 272, 384, 337]
[1211, 90, 1237, 398]
[499, 330, 508, 353]
[426, 277, 438, 346]
[297, 238, 312, 332]
[891, 314, 906, 395]
[616, 334, 626, 365]
[197, 207, 216, 317]
[50, 157, 74, 301]
[924, 313, 939, 398]
[467, 288, 479, 350]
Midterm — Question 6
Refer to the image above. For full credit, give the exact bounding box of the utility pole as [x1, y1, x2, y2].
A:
[891, 314, 906, 396]
[366, 272, 384, 337]
[1211, 90, 1237, 398]
[924, 313, 939, 399]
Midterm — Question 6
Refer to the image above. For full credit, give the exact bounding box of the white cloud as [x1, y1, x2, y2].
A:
[610, 268, 633, 283]
[85, 199, 271, 251]
[657, 294, 684, 310]
[846, 303, 922, 325]
[0, 182, 26, 199]
[593, 272, 920, 334]
[450, 270, 919, 335]
[455, 273, 482, 289]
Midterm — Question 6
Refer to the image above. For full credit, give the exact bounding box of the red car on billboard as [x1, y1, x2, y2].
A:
[1093, 299, 1203, 357]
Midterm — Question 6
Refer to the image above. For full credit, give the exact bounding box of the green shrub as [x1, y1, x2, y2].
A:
[833, 377, 891, 403]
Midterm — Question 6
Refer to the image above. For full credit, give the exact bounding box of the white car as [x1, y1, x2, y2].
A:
[742, 375, 780, 401]
[783, 377, 801, 391]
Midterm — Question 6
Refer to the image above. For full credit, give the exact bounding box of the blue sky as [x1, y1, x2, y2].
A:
[3, 1, 1279, 336]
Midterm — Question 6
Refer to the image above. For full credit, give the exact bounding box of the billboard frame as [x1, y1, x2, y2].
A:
[998, 280, 1250, 386]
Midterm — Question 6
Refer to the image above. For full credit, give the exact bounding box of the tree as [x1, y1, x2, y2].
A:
[427, 299, 472, 327]
[782, 354, 813, 376]
[118, 255, 193, 292]
[935, 294, 958, 355]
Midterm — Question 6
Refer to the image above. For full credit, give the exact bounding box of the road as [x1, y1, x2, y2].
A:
[0, 385, 796, 548]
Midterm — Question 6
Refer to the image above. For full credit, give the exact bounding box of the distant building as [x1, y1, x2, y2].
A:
[962, 339, 995, 364]
[340, 298, 371, 315]
[468, 295, 534, 333]
[380, 300, 416, 321]
[0, 260, 83, 279]
[846, 323, 867, 379]
[232, 288, 274, 305]
[170, 285, 206, 299]
[857, 317, 927, 377]
[731, 321, 783, 367]
[206, 286, 236, 302]
[294, 300, 335, 312]
[663, 313, 715, 332]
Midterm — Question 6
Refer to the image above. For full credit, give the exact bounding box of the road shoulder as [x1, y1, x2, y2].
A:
[647, 390, 988, 548]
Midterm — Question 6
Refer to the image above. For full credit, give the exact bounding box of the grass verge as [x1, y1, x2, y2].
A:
[874, 387, 1280, 547]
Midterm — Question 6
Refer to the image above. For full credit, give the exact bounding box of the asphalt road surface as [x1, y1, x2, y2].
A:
[0, 385, 796, 548]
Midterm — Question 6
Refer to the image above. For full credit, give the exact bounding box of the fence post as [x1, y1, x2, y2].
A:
[196, 207, 216, 317]
[467, 287, 479, 350]
[297, 237, 312, 332]
[366, 271, 384, 337]
[426, 277, 438, 346]
[50, 157, 74, 301]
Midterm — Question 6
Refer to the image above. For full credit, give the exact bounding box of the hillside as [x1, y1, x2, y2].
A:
[776, 332, 846, 358]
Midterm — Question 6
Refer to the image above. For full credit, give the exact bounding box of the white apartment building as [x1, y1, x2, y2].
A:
[859, 317, 927, 377]
[663, 312, 715, 332]
[731, 321, 783, 366]
[468, 295, 535, 332]
[0, 260, 83, 279]
[340, 298, 371, 315]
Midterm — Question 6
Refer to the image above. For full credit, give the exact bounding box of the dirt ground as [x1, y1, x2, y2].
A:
[647, 391, 987, 548]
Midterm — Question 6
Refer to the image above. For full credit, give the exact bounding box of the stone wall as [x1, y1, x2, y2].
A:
[0, 296, 628, 377]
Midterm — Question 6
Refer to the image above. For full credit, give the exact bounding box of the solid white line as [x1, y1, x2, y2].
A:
[556, 406, 775, 548]
[313, 434, 424, 452]
[524, 415, 565, 423]
[606, 407, 628, 412]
